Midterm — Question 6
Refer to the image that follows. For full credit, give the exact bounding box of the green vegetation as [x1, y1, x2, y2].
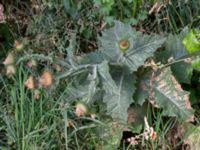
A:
[0, 0, 200, 149]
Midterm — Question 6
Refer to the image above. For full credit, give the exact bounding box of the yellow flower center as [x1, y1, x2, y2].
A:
[119, 39, 130, 52]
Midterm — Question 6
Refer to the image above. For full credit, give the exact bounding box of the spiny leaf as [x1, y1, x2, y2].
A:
[158, 34, 193, 84]
[171, 62, 193, 84]
[98, 21, 135, 62]
[65, 69, 99, 104]
[98, 21, 165, 72]
[133, 73, 150, 106]
[164, 34, 189, 60]
[152, 68, 194, 121]
[134, 68, 194, 121]
[123, 34, 165, 72]
[78, 51, 107, 65]
[97, 61, 136, 123]
[66, 34, 76, 66]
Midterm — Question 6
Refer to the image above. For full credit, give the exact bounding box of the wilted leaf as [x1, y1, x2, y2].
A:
[186, 126, 200, 150]
[127, 105, 145, 133]
[166, 123, 195, 148]
[152, 68, 194, 121]
[97, 121, 124, 150]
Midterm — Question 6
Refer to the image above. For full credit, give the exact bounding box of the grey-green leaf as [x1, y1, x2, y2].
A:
[133, 73, 151, 106]
[66, 33, 77, 67]
[98, 21, 165, 72]
[64, 69, 99, 104]
[97, 61, 136, 123]
[157, 34, 193, 84]
[122, 34, 165, 72]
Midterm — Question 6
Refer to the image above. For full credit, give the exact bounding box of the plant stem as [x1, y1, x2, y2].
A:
[63, 107, 68, 150]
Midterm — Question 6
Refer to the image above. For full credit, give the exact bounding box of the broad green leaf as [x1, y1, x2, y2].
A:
[191, 56, 200, 70]
[182, 29, 200, 54]
[65, 69, 99, 104]
[164, 34, 189, 60]
[158, 34, 193, 84]
[98, 21, 165, 72]
[97, 61, 136, 123]
[133, 73, 150, 106]
[122, 34, 165, 72]
[98, 21, 135, 62]
[78, 51, 106, 65]
[179, 27, 190, 40]
[171, 62, 193, 84]
[152, 68, 194, 121]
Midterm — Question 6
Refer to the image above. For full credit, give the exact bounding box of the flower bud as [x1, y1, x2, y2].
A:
[27, 59, 37, 68]
[75, 102, 88, 117]
[6, 65, 16, 77]
[90, 113, 96, 119]
[39, 71, 53, 88]
[3, 53, 14, 66]
[14, 40, 24, 51]
[25, 75, 35, 89]
[34, 89, 40, 100]
[119, 39, 130, 53]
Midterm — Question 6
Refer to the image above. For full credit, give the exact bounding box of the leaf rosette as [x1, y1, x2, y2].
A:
[98, 21, 165, 72]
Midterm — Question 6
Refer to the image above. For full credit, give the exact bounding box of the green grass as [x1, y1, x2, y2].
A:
[1, 66, 62, 149]
[0, 65, 109, 149]
[1, 66, 178, 149]
[1, 0, 200, 149]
